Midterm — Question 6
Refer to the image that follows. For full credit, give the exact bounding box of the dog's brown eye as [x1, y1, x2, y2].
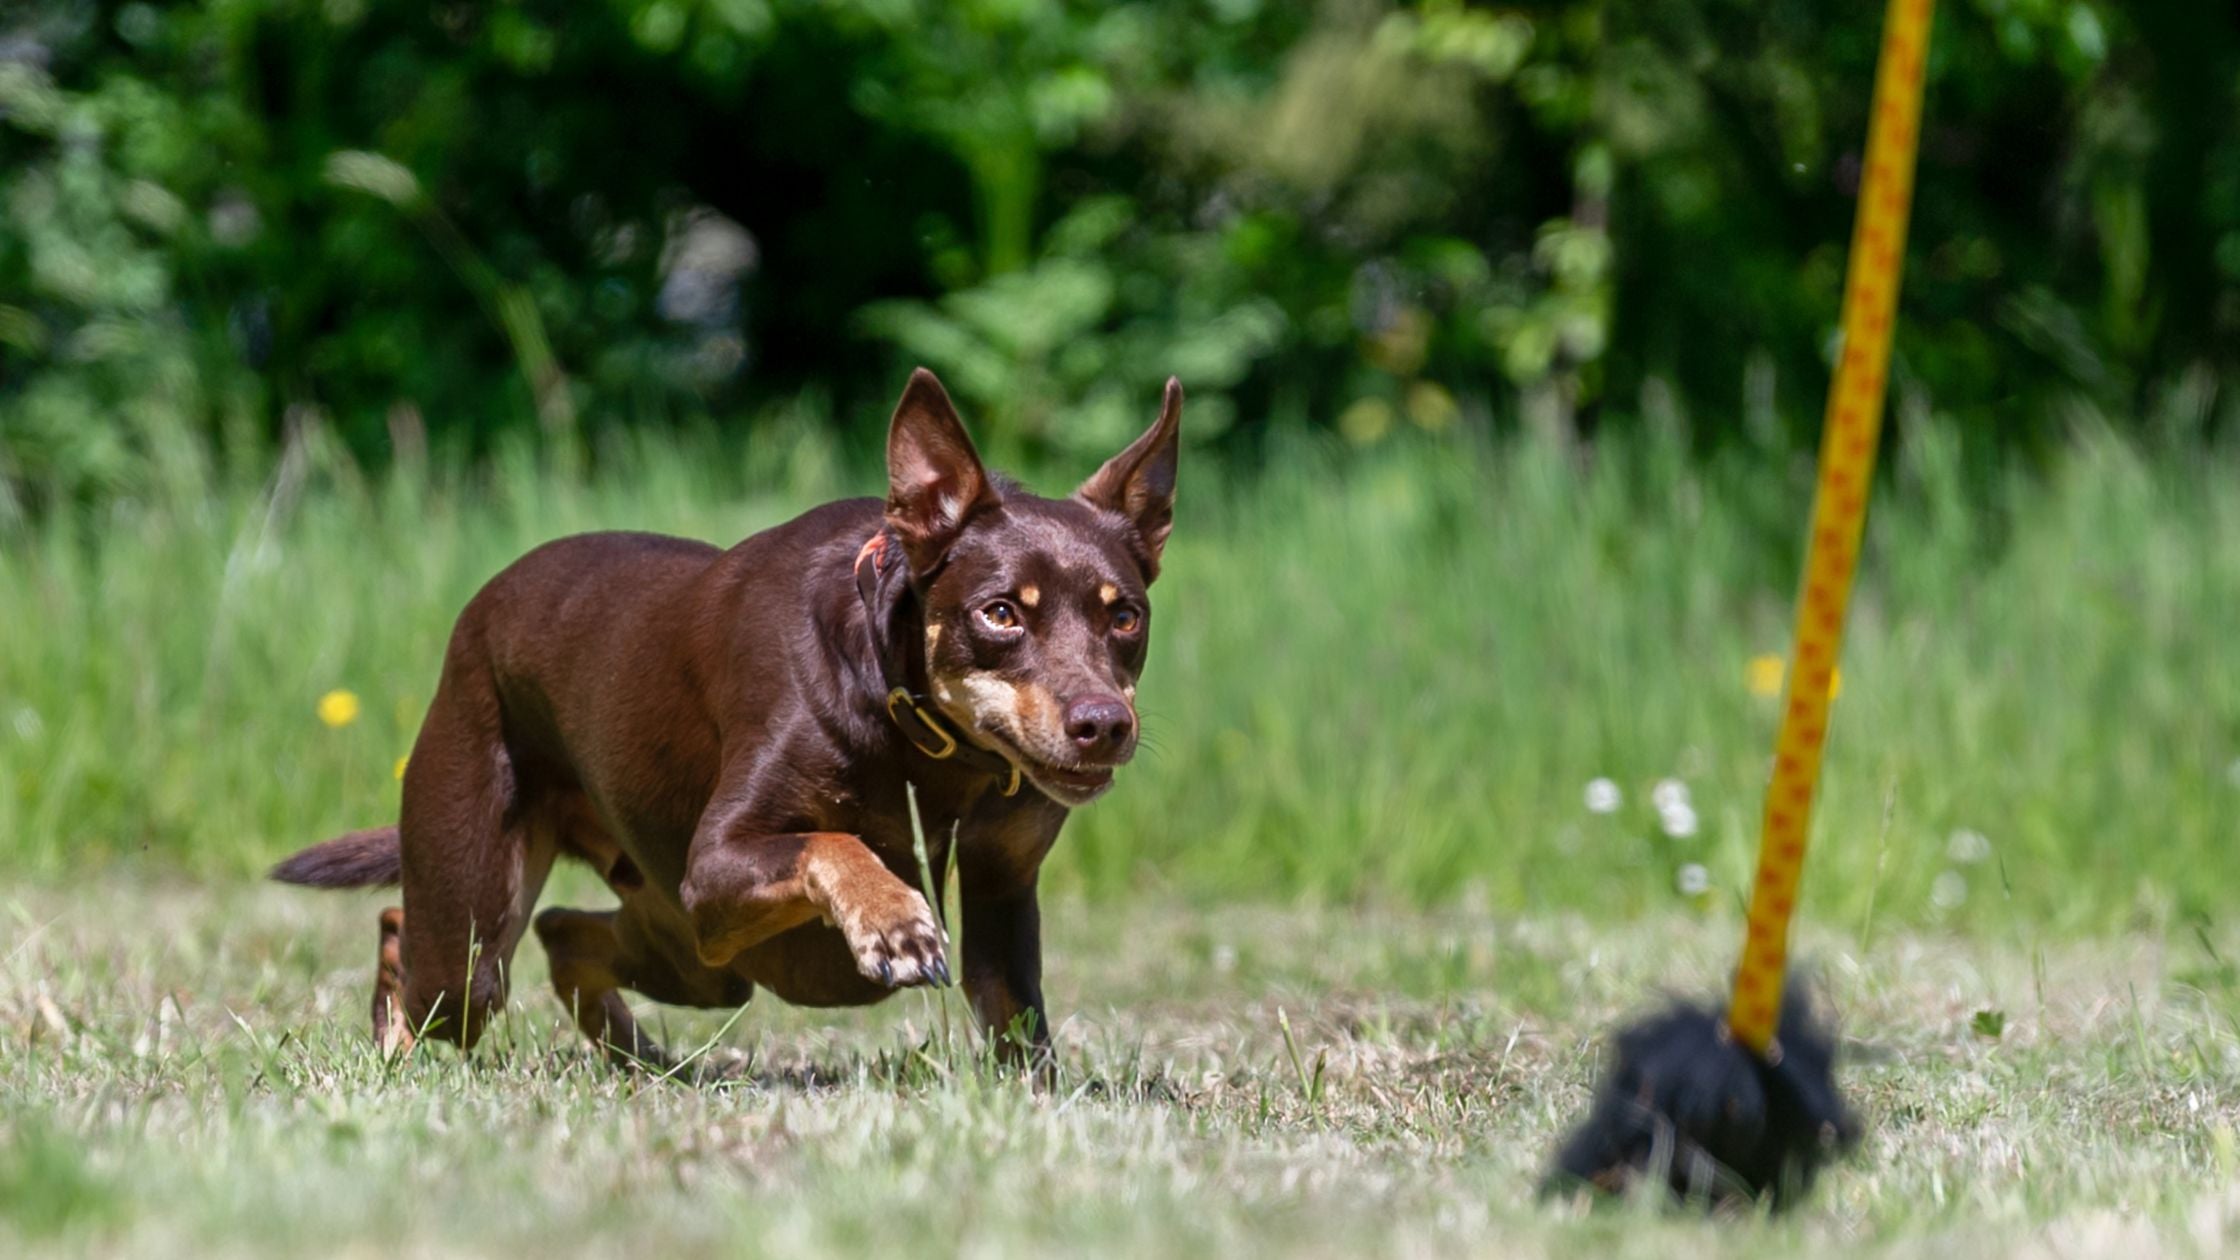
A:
[978, 600, 1021, 632]
[1111, 606, 1143, 635]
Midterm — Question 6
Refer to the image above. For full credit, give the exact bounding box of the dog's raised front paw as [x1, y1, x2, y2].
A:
[838, 886, 950, 989]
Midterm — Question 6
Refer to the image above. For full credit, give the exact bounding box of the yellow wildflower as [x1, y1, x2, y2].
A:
[1745, 656, 1843, 700]
[394, 755, 410, 781]
[1746, 655, 1785, 697]
[317, 689, 362, 728]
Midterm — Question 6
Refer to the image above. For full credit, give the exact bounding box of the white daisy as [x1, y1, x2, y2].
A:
[1584, 778, 1622, 815]
[1946, 829, 1991, 864]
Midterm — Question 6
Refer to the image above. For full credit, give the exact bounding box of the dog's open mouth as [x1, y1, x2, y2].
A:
[977, 732, 1119, 802]
[1030, 761, 1116, 794]
[946, 716, 1123, 804]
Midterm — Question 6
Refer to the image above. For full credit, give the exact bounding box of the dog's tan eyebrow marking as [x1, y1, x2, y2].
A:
[1099, 583, 1119, 604]
[1018, 585, 1040, 608]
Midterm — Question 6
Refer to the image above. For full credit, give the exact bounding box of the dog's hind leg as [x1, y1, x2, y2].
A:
[533, 907, 677, 1071]
[371, 906, 415, 1055]
[533, 902, 758, 1073]
[394, 660, 556, 1052]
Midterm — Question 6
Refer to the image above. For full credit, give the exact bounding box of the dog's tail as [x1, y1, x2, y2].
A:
[270, 826, 402, 888]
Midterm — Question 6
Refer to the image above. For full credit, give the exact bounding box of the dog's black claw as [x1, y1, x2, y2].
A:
[877, 959, 894, 987]
[931, 957, 952, 987]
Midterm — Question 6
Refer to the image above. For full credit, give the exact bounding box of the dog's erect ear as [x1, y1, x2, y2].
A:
[886, 368, 1000, 572]
[1077, 377, 1182, 579]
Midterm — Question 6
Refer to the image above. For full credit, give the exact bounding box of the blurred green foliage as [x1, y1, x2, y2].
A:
[3, 0, 2237, 514]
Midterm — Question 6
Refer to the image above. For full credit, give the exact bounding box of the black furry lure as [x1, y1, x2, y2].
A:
[1545, 979, 1858, 1210]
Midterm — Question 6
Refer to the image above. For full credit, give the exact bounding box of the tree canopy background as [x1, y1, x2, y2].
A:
[3, 0, 2236, 517]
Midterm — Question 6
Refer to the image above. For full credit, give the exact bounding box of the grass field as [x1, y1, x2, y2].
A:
[4, 876, 2239, 1257]
[3, 417, 2238, 1251]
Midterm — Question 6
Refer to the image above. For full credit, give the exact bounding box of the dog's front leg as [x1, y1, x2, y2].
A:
[680, 824, 949, 988]
[961, 873, 1052, 1071]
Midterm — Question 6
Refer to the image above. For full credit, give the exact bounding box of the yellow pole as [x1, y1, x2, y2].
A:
[1726, 0, 1936, 1055]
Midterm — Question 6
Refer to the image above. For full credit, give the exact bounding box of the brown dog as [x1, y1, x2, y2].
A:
[274, 369, 1180, 1069]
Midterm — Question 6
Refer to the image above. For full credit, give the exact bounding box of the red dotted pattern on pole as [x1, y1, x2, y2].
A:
[1727, 0, 1936, 1056]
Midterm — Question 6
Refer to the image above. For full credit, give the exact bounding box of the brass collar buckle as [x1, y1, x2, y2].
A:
[885, 687, 1022, 797]
[887, 687, 958, 760]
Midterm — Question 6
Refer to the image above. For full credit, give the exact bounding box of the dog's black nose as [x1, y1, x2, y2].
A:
[1063, 695, 1134, 755]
